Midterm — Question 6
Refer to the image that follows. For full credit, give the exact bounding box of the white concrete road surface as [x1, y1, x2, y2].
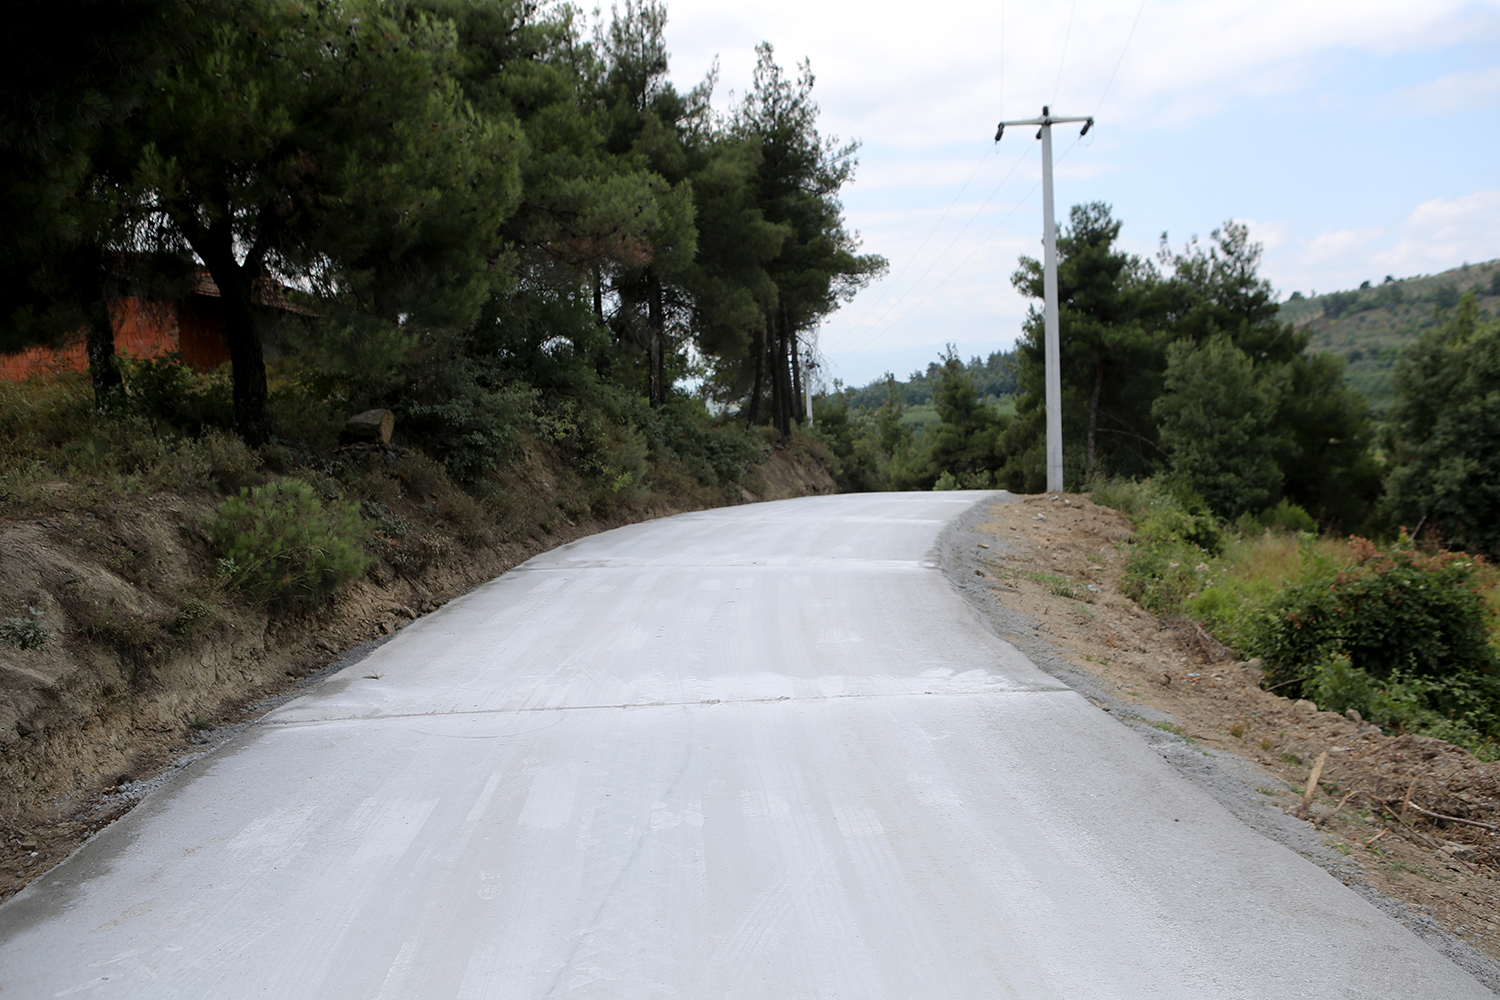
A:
[1, 492, 1491, 998]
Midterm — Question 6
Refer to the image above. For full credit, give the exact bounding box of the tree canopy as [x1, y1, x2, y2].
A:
[1385, 293, 1500, 557]
[4, 0, 880, 450]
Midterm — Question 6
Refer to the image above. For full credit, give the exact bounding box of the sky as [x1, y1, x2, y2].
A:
[647, 0, 1500, 389]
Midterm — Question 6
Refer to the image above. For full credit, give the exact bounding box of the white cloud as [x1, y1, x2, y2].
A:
[1396, 65, 1500, 111]
[645, 0, 1500, 386]
[1375, 190, 1500, 273]
[1304, 227, 1384, 261]
[663, 0, 1498, 138]
[1237, 218, 1291, 252]
[1254, 191, 1500, 297]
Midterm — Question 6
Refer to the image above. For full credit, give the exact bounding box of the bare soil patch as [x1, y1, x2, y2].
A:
[963, 492, 1500, 965]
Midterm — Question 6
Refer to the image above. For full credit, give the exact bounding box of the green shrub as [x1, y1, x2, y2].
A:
[1257, 498, 1317, 534]
[212, 479, 372, 606]
[1096, 478, 1224, 614]
[1239, 536, 1500, 749]
[397, 359, 538, 484]
[1304, 655, 1499, 755]
[119, 353, 233, 432]
[1, 608, 51, 650]
[1243, 537, 1496, 687]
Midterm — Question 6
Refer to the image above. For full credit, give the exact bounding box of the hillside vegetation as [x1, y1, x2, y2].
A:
[811, 215, 1500, 757]
[1281, 260, 1500, 413]
[1, 0, 866, 888]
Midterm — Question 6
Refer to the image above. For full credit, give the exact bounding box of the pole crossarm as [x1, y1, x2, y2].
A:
[994, 105, 1093, 141]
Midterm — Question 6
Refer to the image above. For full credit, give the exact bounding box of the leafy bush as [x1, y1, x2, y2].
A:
[1242, 538, 1496, 686]
[402, 369, 539, 484]
[1305, 655, 1499, 754]
[1184, 532, 1344, 640]
[1094, 478, 1224, 614]
[119, 353, 234, 431]
[1256, 498, 1316, 534]
[1, 608, 51, 650]
[1238, 536, 1500, 748]
[212, 479, 372, 605]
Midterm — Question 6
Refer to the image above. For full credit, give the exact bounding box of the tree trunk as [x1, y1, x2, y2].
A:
[747, 317, 767, 423]
[647, 269, 664, 408]
[1087, 358, 1103, 472]
[194, 230, 270, 446]
[83, 298, 122, 405]
[77, 248, 122, 404]
[772, 310, 792, 439]
[592, 264, 603, 324]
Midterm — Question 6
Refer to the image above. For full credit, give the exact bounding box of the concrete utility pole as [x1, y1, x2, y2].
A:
[995, 106, 1093, 494]
[803, 349, 816, 427]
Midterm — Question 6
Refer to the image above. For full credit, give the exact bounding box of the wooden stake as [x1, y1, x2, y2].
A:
[1302, 750, 1329, 812]
[1317, 790, 1356, 827]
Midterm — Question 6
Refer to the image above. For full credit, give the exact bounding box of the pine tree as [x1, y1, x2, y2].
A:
[130, 0, 520, 443]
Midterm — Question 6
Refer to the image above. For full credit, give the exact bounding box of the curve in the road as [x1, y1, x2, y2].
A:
[0, 492, 1490, 999]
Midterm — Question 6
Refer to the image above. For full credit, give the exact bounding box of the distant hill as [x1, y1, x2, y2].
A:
[1279, 259, 1500, 414]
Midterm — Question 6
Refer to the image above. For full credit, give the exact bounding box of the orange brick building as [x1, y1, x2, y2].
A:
[0, 270, 306, 382]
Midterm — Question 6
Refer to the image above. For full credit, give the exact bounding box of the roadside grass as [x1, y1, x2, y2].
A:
[1022, 569, 1081, 600]
[1089, 477, 1500, 757]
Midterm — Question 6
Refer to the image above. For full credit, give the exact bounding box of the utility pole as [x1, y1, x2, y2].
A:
[995, 106, 1093, 494]
[803, 349, 816, 427]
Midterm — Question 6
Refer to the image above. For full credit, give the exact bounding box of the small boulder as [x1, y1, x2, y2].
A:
[1293, 698, 1319, 714]
[344, 408, 394, 444]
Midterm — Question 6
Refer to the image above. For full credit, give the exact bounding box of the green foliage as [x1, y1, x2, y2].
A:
[400, 359, 539, 485]
[165, 596, 217, 638]
[118, 353, 233, 432]
[997, 210, 1379, 527]
[1241, 538, 1497, 687]
[1098, 478, 1223, 614]
[1236, 537, 1500, 747]
[1385, 293, 1500, 558]
[1305, 656, 1498, 754]
[1256, 498, 1317, 534]
[1, 608, 52, 650]
[1284, 260, 1500, 415]
[0, 370, 264, 495]
[918, 349, 1007, 488]
[1270, 352, 1380, 530]
[1097, 476, 1500, 751]
[1007, 202, 1165, 486]
[212, 479, 372, 606]
[1153, 334, 1280, 518]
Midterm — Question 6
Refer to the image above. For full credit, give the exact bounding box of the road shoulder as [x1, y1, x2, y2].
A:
[939, 490, 1500, 995]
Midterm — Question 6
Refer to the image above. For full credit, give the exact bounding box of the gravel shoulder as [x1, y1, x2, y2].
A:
[940, 491, 1500, 995]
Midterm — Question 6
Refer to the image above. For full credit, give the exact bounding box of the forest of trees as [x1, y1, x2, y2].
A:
[7, 0, 1495, 561]
[2, 0, 883, 452]
[817, 203, 1499, 557]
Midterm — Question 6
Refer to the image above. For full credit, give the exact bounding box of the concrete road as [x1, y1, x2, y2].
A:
[1, 492, 1490, 998]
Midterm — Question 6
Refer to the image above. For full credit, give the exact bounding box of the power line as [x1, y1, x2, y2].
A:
[825, 144, 996, 348]
[1052, 0, 1079, 104]
[824, 143, 1036, 357]
[829, 132, 1084, 371]
[1095, 0, 1147, 116]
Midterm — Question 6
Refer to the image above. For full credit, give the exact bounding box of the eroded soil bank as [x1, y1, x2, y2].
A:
[0, 442, 835, 899]
[941, 492, 1500, 992]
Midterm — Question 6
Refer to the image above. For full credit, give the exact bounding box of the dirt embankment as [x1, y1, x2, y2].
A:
[0, 440, 834, 899]
[946, 492, 1500, 981]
